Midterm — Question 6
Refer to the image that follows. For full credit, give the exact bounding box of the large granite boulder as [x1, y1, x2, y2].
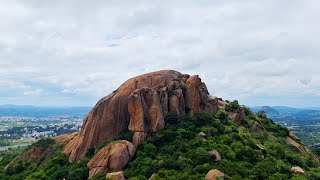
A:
[209, 149, 222, 162]
[106, 171, 126, 180]
[63, 70, 221, 162]
[205, 169, 225, 180]
[54, 132, 78, 144]
[291, 166, 305, 175]
[87, 140, 135, 178]
[64, 70, 182, 162]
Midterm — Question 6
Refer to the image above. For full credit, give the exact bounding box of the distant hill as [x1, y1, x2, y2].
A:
[250, 106, 320, 122]
[0, 105, 91, 117]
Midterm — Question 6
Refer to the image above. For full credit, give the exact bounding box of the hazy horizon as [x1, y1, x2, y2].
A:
[1, 103, 320, 110]
[1, 1, 319, 107]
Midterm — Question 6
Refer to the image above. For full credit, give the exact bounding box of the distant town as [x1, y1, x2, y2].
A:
[0, 105, 90, 151]
[1, 105, 320, 151]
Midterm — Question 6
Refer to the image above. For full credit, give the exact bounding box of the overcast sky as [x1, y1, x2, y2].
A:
[0, 0, 319, 107]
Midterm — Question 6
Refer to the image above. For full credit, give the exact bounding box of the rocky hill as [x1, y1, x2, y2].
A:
[1, 70, 319, 180]
[63, 70, 225, 164]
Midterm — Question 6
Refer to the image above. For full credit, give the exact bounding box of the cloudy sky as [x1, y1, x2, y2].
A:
[0, 0, 319, 107]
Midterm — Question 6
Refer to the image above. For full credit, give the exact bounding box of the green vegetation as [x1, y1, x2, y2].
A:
[0, 139, 89, 180]
[125, 110, 319, 179]
[225, 100, 240, 112]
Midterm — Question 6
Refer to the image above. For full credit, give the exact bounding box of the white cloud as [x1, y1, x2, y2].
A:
[0, 0, 320, 107]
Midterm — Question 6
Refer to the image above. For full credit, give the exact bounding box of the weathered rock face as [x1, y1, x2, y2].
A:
[106, 171, 126, 180]
[169, 89, 185, 117]
[291, 166, 305, 175]
[209, 149, 221, 162]
[198, 132, 207, 137]
[132, 132, 148, 146]
[285, 136, 307, 154]
[54, 132, 78, 144]
[289, 131, 300, 141]
[87, 140, 135, 178]
[128, 88, 165, 133]
[228, 107, 246, 125]
[252, 122, 263, 133]
[185, 75, 201, 115]
[205, 169, 225, 180]
[64, 70, 222, 162]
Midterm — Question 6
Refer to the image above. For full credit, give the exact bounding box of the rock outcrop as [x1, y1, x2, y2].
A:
[228, 107, 246, 125]
[106, 171, 126, 180]
[289, 131, 300, 141]
[252, 122, 263, 133]
[132, 132, 148, 146]
[205, 169, 225, 180]
[198, 132, 207, 137]
[185, 75, 201, 115]
[87, 140, 135, 178]
[209, 149, 222, 162]
[291, 166, 305, 175]
[128, 88, 165, 133]
[54, 132, 78, 144]
[285, 137, 307, 154]
[63, 70, 222, 162]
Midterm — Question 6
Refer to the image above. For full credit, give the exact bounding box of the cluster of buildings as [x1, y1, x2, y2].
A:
[0, 116, 83, 148]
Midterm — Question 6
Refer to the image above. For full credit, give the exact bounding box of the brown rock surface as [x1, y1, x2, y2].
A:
[285, 137, 307, 154]
[186, 75, 201, 115]
[252, 122, 263, 133]
[289, 131, 300, 141]
[205, 169, 225, 180]
[217, 99, 228, 109]
[291, 166, 305, 174]
[209, 149, 222, 162]
[205, 96, 219, 114]
[128, 88, 165, 132]
[106, 171, 126, 180]
[169, 89, 185, 117]
[228, 109, 246, 125]
[87, 140, 135, 178]
[159, 88, 169, 116]
[132, 132, 148, 146]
